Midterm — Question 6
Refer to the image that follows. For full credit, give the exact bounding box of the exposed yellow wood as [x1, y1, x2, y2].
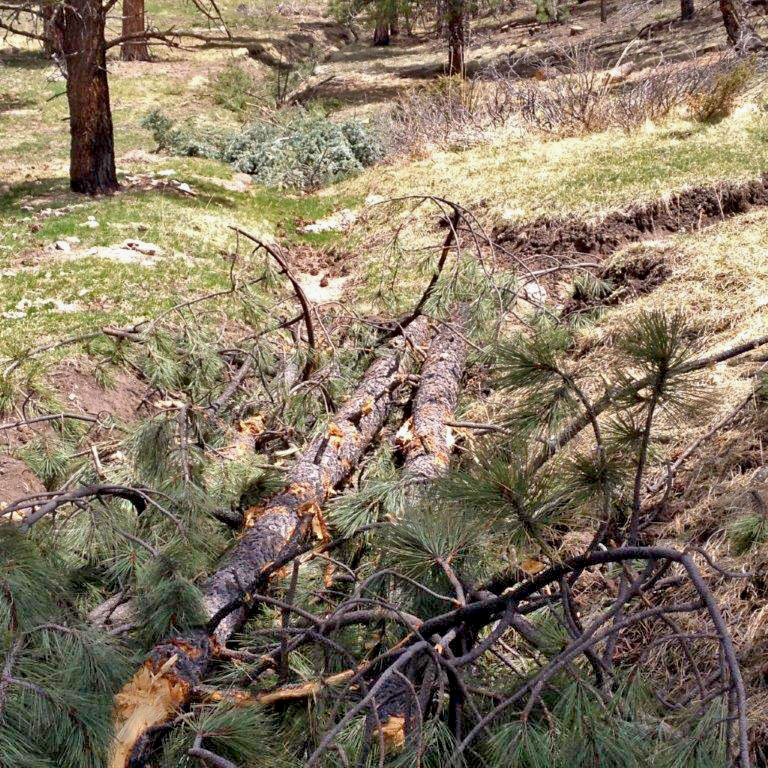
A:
[110, 660, 189, 768]
[374, 715, 406, 752]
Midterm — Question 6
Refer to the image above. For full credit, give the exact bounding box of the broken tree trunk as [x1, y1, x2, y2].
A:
[109, 318, 430, 768]
[373, 308, 469, 752]
[398, 309, 468, 484]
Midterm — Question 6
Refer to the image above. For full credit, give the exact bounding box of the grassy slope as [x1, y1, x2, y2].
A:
[2, 0, 768, 362]
[343, 108, 768, 223]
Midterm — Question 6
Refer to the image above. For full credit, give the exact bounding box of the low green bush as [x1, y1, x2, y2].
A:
[142, 109, 383, 190]
[210, 61, 258, 114]
[687, 58, 755, 123]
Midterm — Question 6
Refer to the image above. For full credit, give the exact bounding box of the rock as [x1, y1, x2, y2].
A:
[300, 208, 357, 234]
[65, 236, 81, 245]
[156, 169, 175, 177]
[522, 282, 548, 305]
[82, 217, 99, 229]
[233, 172, 253, 187]
[569, 24, 586, 35]
[175, 182, 197, 197]
[53, 240, 71, 252]
[86, 246, 159, 267]
[120, 239, 162, 256]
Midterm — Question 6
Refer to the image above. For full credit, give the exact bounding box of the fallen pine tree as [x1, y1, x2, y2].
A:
[109, 317, 432, 768]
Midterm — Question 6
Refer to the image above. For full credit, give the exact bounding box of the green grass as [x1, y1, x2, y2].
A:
[0, 160, 356, 359]
[345, 109, 768, 224]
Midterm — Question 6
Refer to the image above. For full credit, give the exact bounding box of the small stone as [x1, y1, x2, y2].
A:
[176, 182, 196, 196]
[233, 172, 253, 187]
[65, 236, 81, 245]
[569, 24, 585, 35]
[53, 240, 71, 252]
[157, 169, 175, 177]
[120, 239, 162, 256]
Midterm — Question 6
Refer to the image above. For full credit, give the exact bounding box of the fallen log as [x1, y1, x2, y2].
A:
[110, 318, 431, 768]
[375, 308, 469, 752]
[397, 307, 468, 483]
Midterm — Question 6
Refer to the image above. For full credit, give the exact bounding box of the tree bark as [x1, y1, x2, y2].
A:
[56, 0, 119, 195]
[719, 0, 764, 49]
[373, 19, 391, 46]
[446, 0, 466, 77]
[121, 0, 150, 61]
[371, 308, 469, 751]
[398, 308, 468, 483]
[681, 0, 695, 20]
[109, 319, 431, 768]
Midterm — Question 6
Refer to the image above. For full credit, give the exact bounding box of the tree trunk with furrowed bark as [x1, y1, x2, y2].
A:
[55, 0, 119, 194]
[371, 308, 469, 752]
[399, 308, 468, 484]
[109, 319, 431, 768]
[121, 0, 150, 61]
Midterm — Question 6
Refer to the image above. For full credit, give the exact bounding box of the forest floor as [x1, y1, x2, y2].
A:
[3, 0, 768, 710]
[1, 0, 767, 466]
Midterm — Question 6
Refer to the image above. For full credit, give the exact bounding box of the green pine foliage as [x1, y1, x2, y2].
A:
[0, 527, 130, 768]
[142, 108, 383, 191]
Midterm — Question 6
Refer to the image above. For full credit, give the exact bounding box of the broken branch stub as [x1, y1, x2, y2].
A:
[110, 318, 431, 768]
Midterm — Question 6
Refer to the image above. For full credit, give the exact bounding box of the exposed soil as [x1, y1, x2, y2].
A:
[494, 174, 768, 260]
[562, 247, 671, 316]
[287, 242, 357, 278]
[0, 455, 46, 507]
[51, 361, 146, 424]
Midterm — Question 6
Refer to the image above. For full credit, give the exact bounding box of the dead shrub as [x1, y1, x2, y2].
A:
[510, 45, 761, 136]
[381, 47, 762, 156]
[687, 58, 756, 123]
[380, 75, 490, 155]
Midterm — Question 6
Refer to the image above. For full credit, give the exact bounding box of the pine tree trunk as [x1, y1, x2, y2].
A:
[370, 309, 469, 752]
[373, 19, 391, 46]
[600, 0, 608, 22]
[719, 0, 764, 49]
[446, 0, 466, 77]
[681, 0, 695, 19]
[109, 320, 431, 768]
[121, 0, 150, 61]
[57, 0, 119, 195]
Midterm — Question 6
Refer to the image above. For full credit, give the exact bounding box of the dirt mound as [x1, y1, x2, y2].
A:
[494, 175, 768, 259]
[52, 361, 145, 424]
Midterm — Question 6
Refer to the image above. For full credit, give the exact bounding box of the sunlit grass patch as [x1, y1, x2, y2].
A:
[342, 109, 768, 223]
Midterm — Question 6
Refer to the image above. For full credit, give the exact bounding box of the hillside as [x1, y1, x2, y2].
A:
[2, 0, 768, 765]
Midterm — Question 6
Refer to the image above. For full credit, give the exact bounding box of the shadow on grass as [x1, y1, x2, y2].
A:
[0, 47, 52, 70]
